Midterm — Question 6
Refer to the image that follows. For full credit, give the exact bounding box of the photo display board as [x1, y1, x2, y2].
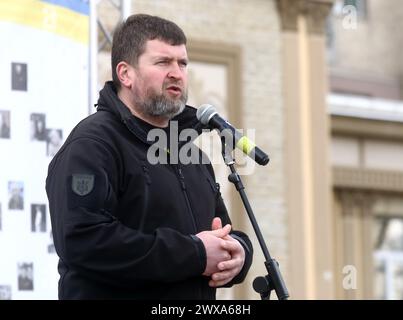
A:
[0, 0, 90, 299]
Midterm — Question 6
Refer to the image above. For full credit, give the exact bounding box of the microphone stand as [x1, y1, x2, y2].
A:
[220, 136, 289, 300]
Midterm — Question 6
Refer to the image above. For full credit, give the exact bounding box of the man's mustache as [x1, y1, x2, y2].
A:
[163, 81, 184, 92]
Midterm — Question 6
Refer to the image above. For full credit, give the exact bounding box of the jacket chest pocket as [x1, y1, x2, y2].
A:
[135, 163, 195, 232]
[180, 165, 219, 231]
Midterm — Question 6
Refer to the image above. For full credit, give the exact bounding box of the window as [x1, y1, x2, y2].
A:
[373, 217, 403, 299]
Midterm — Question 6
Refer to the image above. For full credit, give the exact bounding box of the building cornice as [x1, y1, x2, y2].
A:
[277, 0, 335, 34]
[333, 167, 403, 193]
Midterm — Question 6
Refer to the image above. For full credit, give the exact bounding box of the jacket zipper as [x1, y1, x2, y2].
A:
[176, 164, 198, 233]
[176, 164, 205, 299]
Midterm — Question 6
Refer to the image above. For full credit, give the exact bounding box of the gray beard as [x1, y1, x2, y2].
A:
[134, 87, 188, 120]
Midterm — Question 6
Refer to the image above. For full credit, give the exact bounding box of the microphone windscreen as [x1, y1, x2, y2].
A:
[196, 104, 216, 125]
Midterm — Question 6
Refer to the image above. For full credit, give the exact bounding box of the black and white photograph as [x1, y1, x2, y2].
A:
[0, 110, 10, 139]
[31, 204, 46, 232]
[30, 113, 46, 141]
[46, 129, 63, 157]
[11, 62, 27, 91]
[0, 285, 11, 300]
[17, 262, 33, 291]
[8, 181, 24, 210]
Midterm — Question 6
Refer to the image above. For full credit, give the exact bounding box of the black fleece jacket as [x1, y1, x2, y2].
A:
[46, 81, 253, 299]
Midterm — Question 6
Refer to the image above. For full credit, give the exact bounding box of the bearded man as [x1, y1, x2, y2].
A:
[46, 14, 253, 300]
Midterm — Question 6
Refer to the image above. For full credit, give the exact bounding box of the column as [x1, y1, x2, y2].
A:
[277, 0, 335, 299]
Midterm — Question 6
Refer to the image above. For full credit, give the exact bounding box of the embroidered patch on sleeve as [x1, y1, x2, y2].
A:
[71, 174, 95, 196]
[67, 173, 107, 210]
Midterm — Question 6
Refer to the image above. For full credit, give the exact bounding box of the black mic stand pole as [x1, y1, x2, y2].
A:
[220, 136, 289, 300]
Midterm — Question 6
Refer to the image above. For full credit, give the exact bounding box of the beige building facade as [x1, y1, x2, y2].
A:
[328, 0, 403, 299]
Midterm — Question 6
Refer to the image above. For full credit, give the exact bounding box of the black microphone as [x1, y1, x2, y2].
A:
[196, 104, 269, 166]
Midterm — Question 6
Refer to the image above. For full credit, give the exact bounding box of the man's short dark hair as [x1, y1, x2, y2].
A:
[111, 14, 187, 90]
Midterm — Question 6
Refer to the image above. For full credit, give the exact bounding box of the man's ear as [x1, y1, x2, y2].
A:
[116, 61, 135, 89]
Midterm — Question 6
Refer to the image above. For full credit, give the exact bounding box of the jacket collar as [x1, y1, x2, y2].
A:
[96, 81, 206, 145]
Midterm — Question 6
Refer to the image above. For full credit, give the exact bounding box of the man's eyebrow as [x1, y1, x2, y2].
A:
[152, 55, 172, 61]
[152, 56, 188, 63]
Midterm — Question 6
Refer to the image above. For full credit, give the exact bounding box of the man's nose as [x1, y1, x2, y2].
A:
[167, 63, 184, 80]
